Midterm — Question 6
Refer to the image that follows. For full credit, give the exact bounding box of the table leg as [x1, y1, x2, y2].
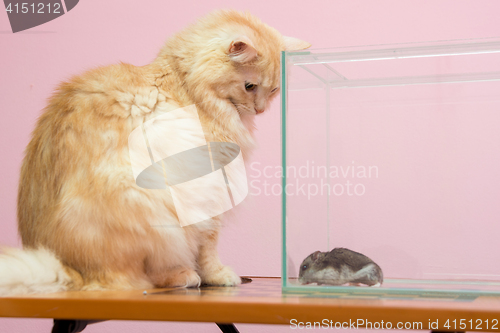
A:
[51, 319, 104, 333]
[52, 320, 238, 332]
[216, 323, 240, 333]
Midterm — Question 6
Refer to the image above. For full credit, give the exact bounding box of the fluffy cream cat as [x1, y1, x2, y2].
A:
[1, 10, 309, 295]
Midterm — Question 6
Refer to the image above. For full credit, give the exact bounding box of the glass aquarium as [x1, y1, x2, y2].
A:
[281, 38, 500, 296]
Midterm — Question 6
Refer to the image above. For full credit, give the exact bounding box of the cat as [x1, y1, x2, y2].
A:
[0, 10, 310, 295]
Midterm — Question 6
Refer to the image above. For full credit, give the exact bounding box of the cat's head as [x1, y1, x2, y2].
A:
[213, 32, 310, 117]
[157, 10, 310, 118]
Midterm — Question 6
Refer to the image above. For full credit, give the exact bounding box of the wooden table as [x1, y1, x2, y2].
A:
[1, 277, 499, 332]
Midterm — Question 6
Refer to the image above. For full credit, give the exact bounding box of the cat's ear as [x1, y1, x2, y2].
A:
[283, 36, 311, 51]
[228, 36, 257, 63]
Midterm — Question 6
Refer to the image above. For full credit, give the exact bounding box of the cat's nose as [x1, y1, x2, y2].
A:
[255, 108, 264, 114]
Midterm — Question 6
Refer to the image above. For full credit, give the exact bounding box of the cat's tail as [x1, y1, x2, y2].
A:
[0, 247, 82, 296]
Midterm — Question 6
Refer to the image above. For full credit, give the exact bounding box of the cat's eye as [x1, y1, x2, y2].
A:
[271, 87, 278, 93]
[245, 83, 257, 91]
[302, 265, 307, 270]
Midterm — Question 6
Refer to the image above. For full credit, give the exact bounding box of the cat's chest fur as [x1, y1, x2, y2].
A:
[107, 81, 250, 230]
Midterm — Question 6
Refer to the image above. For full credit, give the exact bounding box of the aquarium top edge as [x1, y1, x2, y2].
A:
[284, 37, 500, 64]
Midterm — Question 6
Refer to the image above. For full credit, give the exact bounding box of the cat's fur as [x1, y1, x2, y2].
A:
[1, 10, 309, 295]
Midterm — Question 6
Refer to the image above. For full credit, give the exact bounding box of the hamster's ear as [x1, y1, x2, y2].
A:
[228, 36, 257, 63]
[311, 251, 321, 261]
[283, 36, 311, 51]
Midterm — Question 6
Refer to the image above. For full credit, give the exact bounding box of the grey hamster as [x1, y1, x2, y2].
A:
[298, 248, 383, 287]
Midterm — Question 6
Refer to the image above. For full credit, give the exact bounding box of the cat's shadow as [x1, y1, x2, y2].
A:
[150, 277, 252, 296]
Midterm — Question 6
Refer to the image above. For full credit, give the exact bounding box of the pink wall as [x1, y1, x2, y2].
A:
[1, 0, 500, 332]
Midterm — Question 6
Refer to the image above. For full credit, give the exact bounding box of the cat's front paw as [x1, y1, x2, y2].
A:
[200, 265, 242, 286]
[151, 267, 201, 288]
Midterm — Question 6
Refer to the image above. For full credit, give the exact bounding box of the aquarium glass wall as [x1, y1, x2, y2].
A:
[281, 38, 500, 296]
